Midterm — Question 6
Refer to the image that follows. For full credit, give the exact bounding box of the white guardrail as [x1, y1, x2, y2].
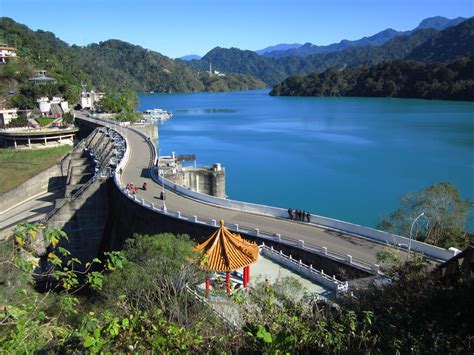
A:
[150, 168, 456, 262]
[260, 244, 348, 293]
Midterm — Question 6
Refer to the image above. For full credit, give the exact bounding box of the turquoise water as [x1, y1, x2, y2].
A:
[139, 90, 474, 229]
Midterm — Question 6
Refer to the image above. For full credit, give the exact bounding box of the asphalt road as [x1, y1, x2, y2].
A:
[94, 115, 395, 267]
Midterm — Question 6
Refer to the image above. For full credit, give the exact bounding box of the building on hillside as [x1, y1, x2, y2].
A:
[0, 108, 19, 128]
[29, 70, 57, 85]
[0, 44, 18, 64]
[80, 91, 105, 110]
[37, 96, 70, 117]
[208, 63, 226, 77]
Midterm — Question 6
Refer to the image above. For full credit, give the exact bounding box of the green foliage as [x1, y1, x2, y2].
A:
[238, 278, 377, 353]
[7, 115, 28, 127]
[0, 223, 125, 352]
[1, 224, 472, 353]
[271, 57, 474, 101]
[100, 234, 201, 319]
[378, 182, 472, 248]
[35, 116, 56, 127]
[62, 111, 74, 125]
[345, 257, 474, 354]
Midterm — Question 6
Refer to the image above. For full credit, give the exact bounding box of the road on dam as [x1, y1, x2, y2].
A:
[76, 114, 400, 267]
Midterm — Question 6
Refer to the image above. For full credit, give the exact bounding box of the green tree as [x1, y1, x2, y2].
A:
[377, 182, 472, 248]
[100, 233, 202, 324]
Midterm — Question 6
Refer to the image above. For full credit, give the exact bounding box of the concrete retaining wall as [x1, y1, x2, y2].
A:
[0, 156, 69, 214]
[48, 178, 109, 263]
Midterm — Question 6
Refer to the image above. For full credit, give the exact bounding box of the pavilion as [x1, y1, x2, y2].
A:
[194, 220, 259, 295]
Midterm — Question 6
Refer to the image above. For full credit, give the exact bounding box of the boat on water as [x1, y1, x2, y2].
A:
[142, 108, 172, 122]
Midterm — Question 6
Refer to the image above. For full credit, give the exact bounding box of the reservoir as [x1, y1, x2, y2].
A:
[139, 90, 473, 230]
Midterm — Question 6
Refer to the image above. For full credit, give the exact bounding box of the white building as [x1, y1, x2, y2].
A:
[80, 91, 105, 110]
[37, 97, 70, 116]
[0, 44, 18, 64]
[0, 108, 18, 128]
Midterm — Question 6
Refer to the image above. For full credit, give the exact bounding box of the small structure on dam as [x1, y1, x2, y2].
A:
[158, 152, 226, 198]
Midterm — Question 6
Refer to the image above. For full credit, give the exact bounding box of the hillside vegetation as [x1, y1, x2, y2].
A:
[187, 18, 473, 86]
[270, 57, 474, 101]
[0, 17, 265, 110]
[1, 224, 472, 353]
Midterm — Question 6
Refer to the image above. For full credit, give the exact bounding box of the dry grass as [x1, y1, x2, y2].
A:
[0, 146, 71, 193]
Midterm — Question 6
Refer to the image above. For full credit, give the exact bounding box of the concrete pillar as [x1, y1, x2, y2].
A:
[299, 240, 305, 248]
[347, 255, 353, 264]
[211, 219, 217, 227]
[234, 224, 239, 232]
[13, 138, 17, 149]
[255, 228, 259, 236]
[193, 215, 198, 223]
[177, 211, 181, 218]
[44, 137, 47, 146]
[275, 233, 281, 241]
[322, 247, 327, 255]
[27, 138, 31, 148]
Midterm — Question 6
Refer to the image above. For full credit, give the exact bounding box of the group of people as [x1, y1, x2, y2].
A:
[126, 182, 147, 195]
[288, 208, 311, 222]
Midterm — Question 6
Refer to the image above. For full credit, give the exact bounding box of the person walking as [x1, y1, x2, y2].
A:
[288, 208, 293, 220]
[306, 212, 311, 223]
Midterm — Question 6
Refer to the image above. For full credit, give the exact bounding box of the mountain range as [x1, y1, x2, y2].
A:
[260, 16, 467, 58]
[185, 17, 473, 85]
[1, 15, 471, 106]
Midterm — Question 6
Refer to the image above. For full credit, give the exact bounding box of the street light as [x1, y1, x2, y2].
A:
[159, 149, 166, 213]
[407, 212, 425, 259]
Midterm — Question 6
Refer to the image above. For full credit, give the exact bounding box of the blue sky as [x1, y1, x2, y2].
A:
[1, 0, 472, 58]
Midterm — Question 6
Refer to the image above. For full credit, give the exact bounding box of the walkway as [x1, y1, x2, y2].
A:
[77, 113, 401, 266]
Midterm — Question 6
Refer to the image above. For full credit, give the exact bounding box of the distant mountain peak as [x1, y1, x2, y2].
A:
[255, 43, 302, 55]
[416, 16, 467, 30]
[179, 54, 201, 61]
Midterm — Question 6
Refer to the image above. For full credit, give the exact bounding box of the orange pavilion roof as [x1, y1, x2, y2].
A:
[194, 220, 259, 272]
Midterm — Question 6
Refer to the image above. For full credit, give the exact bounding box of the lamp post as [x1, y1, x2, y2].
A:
[407, 212, 425, 259]
[159, 149, 166, 212]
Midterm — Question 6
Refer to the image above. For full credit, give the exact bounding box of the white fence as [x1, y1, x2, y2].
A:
[260, 244, 348, 293]
[151, 169, 456, 262]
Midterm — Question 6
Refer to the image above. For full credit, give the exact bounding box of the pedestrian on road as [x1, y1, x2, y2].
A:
[295, 209, 300, 221]
[288, 208, 293, 220]
[306, 212, 311, 223]
[143, 182, 148, 191]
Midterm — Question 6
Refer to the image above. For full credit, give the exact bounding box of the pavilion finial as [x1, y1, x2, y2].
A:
[220, 219, 225, 227]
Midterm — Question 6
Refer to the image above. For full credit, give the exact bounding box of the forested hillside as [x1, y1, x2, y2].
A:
[187, 18, 472, 86]
[408, 18, 474, 62]
[0, 17, 265, 110]
[188, 28, 440, 85]
[270, 57, 474, 101]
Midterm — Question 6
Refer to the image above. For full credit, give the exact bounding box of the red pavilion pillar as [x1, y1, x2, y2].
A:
[243, 266, 249, 288]
[205, 272, 210, 297]
[226, 271, 230, 295]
